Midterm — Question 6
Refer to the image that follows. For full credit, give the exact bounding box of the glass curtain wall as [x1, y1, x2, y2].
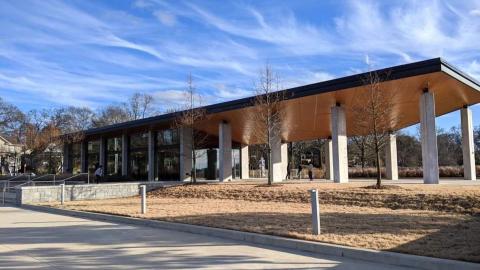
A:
[129, 133, 148, 180]
[71, 143, 81, 174]
[193, 148, 240, 180]
[87, 140, 100, 173]
[155, 129, 180, 181]
[106, 137, 122, 177]
[232, 148, 240, 179]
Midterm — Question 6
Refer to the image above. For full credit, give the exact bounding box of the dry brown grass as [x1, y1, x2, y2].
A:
[42, 182, 480, 262]
[149, 182, 480, 214]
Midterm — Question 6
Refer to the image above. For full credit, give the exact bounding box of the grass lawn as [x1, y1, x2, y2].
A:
[42, 182, 480, 262]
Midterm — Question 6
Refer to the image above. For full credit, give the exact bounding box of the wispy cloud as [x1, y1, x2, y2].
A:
[153, 10, 177, 26]
[0, 0, 479, 125]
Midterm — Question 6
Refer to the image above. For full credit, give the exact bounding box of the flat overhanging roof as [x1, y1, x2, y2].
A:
[82, 58, 480, 144]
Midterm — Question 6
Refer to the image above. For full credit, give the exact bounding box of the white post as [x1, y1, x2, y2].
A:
[324, 139, 334, 180]
[147, 130, 155, 181]
[420, 91, 439, 184]
[310, 189, 320, 235]
[179, 127, 192, 182]
[385, 133, 399, 180]
[461, 107, 476, 180]
[60, 184, 65, 205]
[219, 121, 232, 182]
[140, 185, 147, 214]
[331, 105, 349, 183]
[240, 145, 249, 179]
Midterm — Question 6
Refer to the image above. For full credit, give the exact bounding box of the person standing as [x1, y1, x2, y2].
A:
[95, 165, 103, 184]
[297, 164, 303, 179]
[308, 163, 314, 181]
[285, 162, 291, 180]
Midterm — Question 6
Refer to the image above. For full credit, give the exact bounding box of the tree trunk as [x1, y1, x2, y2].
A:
[192, 155, 196, 184]
[267, 148, 272, 185]
[360, 145, 365, 174]
[375, 140, 381, 188]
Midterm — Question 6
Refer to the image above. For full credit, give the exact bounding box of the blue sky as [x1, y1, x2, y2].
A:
[0, 0, 479, 134]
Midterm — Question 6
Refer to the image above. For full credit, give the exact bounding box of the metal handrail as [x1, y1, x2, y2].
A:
[61, 173, 90, 184]
[3, 173, 30, 182]
[31, 174, 57, 184]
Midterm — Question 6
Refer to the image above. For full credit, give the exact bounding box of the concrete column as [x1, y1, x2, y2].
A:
[179, 127, 192, 181]
[324, 139, 334, 180]
[147, 130, 155, 181]
[420, 91, 439, 184]
[80, 141, 87, 173]
[461, 107, 476, 180]
[385, 133, 398, 180]
[331, 105, 348, 183]
[62, 143, 70, 173]
[99, 137, 106, 168]
[218, 121, 232, 182]
[271, 133, 288, 182]
[240, 145, 249, 179]
[121, 134, 129, 177]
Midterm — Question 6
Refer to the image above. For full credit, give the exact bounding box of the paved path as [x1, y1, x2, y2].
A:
[0, 206, 416, 270]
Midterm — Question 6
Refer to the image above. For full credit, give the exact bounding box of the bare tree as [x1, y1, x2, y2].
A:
[173, 74, 208, 183]
[0, 97, 25, 137]
[92, 105, 131, 127]
[250, 64, 286, 185]
[19, 109, 61, 173]
[127, 92, 156, 120]
[53, 106, 95, 133]
[350, 71, 397, 188]
[349, 136, 370, 173]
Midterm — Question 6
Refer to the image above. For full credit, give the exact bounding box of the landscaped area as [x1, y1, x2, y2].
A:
[41, 181, 480, 262]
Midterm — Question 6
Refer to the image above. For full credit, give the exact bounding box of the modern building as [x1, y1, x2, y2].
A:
[62, 58, 480, 183]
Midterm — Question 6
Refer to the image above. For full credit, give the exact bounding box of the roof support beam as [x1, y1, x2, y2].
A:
[420, 90, 439, 184]
[461, 107, 476, 180]
[331, 105, 348, 183]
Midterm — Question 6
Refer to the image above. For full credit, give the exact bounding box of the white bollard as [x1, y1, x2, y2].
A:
[60, 184, 65, 205]
[140, 185, 147, 214]
[310, 189, 320, 235]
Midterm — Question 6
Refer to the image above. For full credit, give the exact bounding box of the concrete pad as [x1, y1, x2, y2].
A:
[0, 206, 414, 270]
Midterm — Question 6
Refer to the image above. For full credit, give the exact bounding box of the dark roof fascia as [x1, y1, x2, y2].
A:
[440, 59, 480, 92]
[82, 58, 478, 136]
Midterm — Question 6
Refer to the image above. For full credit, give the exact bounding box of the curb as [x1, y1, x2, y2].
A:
[20, 204, 479, 270]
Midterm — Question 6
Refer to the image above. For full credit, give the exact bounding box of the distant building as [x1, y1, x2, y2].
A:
[0, 135, 23, 175]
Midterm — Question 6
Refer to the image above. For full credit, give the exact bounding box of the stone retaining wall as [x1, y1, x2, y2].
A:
[16, 182, 180, 205]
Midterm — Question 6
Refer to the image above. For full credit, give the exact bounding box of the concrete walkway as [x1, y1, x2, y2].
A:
[0, 206, 416, 269]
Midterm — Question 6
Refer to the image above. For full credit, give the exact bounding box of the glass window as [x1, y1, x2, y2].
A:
[129, 133, 148, 180]
[71, 143, 81, 174]
[157, 129, 179, 146]
[232, 149, 240, 179]
[156, 148, 179, 180]
[87, 140, 100, 173]
[130, 150, 148, 180]
[130, 133, 149, 149]
[106, 137, 122, 176]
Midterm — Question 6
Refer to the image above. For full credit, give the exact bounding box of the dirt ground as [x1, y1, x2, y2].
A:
[44, 182, 480, 262]
[150, 181, 480, 214]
